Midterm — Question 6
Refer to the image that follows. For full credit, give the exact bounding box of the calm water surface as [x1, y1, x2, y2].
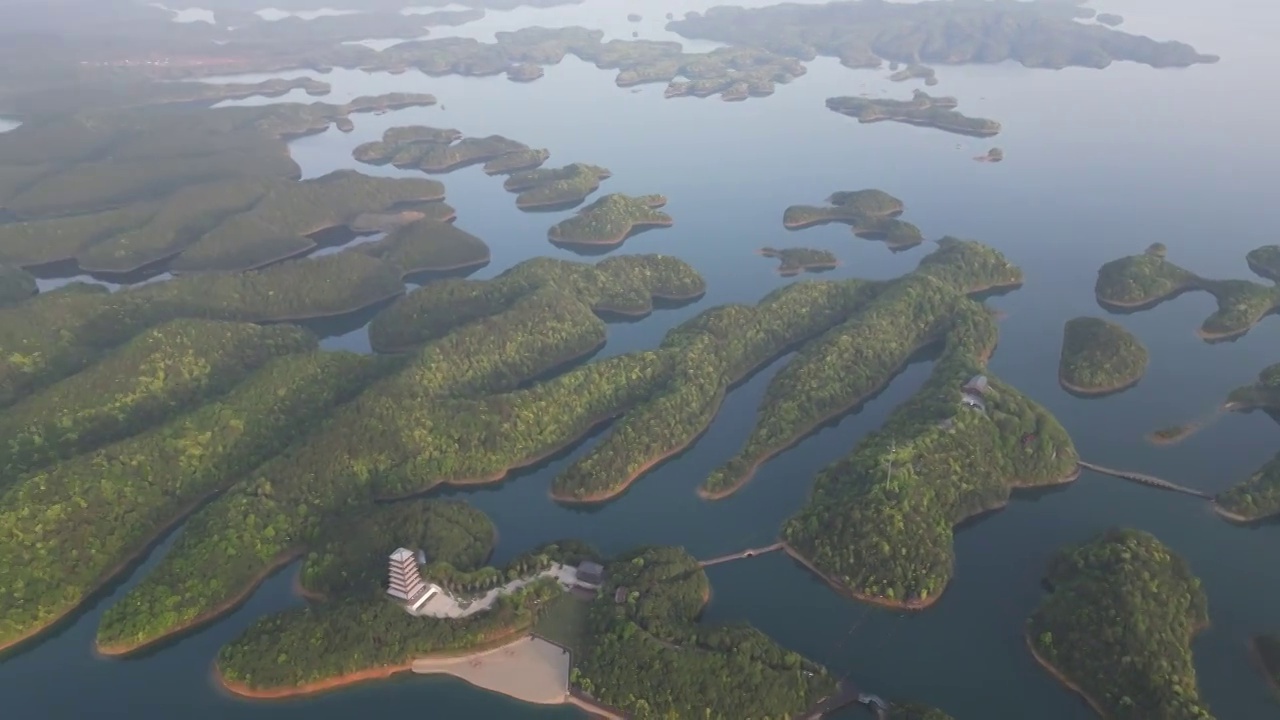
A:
[4, 1, 1279, 718]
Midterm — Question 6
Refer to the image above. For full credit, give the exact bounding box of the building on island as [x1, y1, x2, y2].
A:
[388, 547, 439, 612]
[575, 561, 605, 587]
[963, 374, 989, 396]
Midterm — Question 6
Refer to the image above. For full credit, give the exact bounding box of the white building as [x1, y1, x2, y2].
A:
[388, 547, 438, 612]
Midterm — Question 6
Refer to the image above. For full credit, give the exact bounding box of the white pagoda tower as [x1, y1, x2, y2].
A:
[387, 547, 433, 611]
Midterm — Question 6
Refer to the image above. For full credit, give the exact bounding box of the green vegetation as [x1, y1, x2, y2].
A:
[413, 136, 530, 173]
[705, 237, 1028, 501]
[0, 350, 385, 652]
[1226, 362, 1280, 411]
[352, 126, 463, 166]
[1246, 245, 1280, 282]
[0, 202, 163, 268]
[1216, 454, 1280, 523]
[548, 193, 672, 247]
[1253, 635, 1280, 696]
[1058, 317, 1148, 395]
[170, 171, 444, 272]
[0, 253, 406, 407]
[0, 265, 36, 305]
[1027, 528, 1213, 719]
[369, 254, 705, 352]
[759, 247, 838, 276]
[888, 704, 956, 720]
[0, 319, 314, 481]
[573, 546, 836, 718]
[667, 2, 1216, 69]
[783, 189, 924, 250]
[76, 179, 273, 273]
[356, 218, 490, 276]
[508, 163, 613, 210]
[483, 147, 550, 175]
[1096, 246, 1280, 341]
[827, 90, 1001, 138]
[780, 292, 1077, 607]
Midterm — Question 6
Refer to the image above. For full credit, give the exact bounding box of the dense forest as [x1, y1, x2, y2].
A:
[507, 163, 612, 210]
[782, 188, 904, 229]
[0, 351, 386, 651]
[572, 546, 835, 718]
[1215, 453, 1280, 522]
[1246, 245, 1280, 282]
[782, 297, 1078, 606]
[1027, 528, 1213, 719]
[703, 237, 1025, 499]
[355, 218, 491, 276]
[759, 247, 838, 276]
[548, 194, 673, 247]
[1058, 316, 1149, 395]
[1225, 362, 1280, 411]
[1095, 245, 1280, 341]
[0, 319, 314, 481]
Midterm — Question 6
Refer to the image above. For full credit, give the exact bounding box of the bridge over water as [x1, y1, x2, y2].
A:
[697, 542, 785, 568]
[1077, 460, 1211, 500]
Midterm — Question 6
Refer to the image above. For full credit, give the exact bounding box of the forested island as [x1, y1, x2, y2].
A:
[547, 193, 672, 248]
[505, 163, 613, 211]
[827, 91, 1001, 137]
[1027, 529, 1214, 719]
[665, 1, 1217, 69]
[1213, 364, 1280, 522]
[354, 127, 533, 174]
[206, 500, 833, 717]
[1058, 317, 1148, 396]
[1096, 244, 1280, 341]
[784, 189, 924, 250]
[759, 247, 838, 276]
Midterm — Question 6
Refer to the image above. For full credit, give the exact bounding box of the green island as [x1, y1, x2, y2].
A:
[0, 252, 418, 408]
[352, 126, 464, 166]
[1213, 366, 1280, 522]
[482, 147, 550, 175]
[86, 255, 706, 653]
[355, 218, 491, 277]
[1246, 245, 1280, 282]
[1096, 13, 1125, 27]
[1058, 317, 1149, 396]
[783, 189, 924, 251]
[1149, 424, 1200, 446]
[827, 90, 1002, 138]
[0, 319, 315, 483]
[666, 1, 1216, 69]
[0, 350, 387, 653]
[1252, 635, 1280, 698]
[169, 171, 445, 273]
[889, 64, 938, 86]
[0, 265, 36, 305]
[975, 147, 1004, 163]
[349, 200, 458, 233]
[547, 193, 672, 248]
[759, 247, 839, 276]
[505, 163, 613, 211]
[211, 500, 834, 718]
[1096, 244, 1280, 341]
[1027, 528, 1214, 719]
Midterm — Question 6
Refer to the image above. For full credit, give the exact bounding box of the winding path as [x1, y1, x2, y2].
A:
[1077, 460, 1210, 500]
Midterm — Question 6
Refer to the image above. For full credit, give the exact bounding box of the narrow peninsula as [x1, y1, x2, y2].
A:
[1058, 317, 1148, 396]
[827, 90, 1001, 137]
[1027, 528, 1214, 719]
[1096, 244, 1280, 341]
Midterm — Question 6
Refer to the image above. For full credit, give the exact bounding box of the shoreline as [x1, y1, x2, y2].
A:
[95, 547, 304, 657]
[1024, 631, 1109, 718]
[1058, 372, 1142, 397]
[215, 628, 532, 700]
[551, 389, 727, 505]
[549, 218, 674, 248]
[1249, 637, 1280, 699]
[516, 189, 602, 211]
[697, 337, 938, 501]
[779, 466, 1079, 610]
[0, 488, 231, 655]
[1212, 503, 1275, 525]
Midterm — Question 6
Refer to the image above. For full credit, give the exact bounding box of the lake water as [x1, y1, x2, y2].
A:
[4, 1, 1279, 718]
